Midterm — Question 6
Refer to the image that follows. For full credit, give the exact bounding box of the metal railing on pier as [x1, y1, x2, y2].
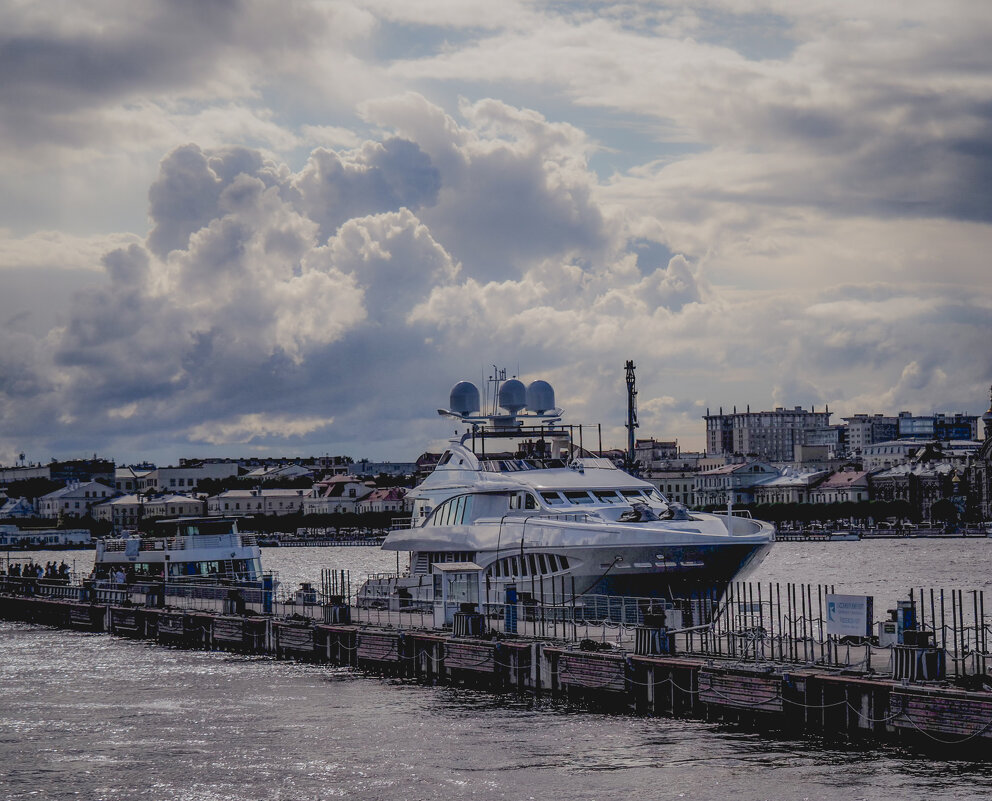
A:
[4, 571, 991, 682]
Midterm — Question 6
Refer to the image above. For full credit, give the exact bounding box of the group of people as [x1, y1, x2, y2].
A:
[5, 560, 71, 581]
[91, 565, 132, 586]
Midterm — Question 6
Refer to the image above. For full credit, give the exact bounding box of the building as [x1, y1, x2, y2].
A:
[206, 489, 308, 517]
[870, 462, 962, 522]
[115, 465, 156, 492]
[91, 493, 204, 529]
[312, 455, 353, 475]
[1, 457, 114, 486]
[752, 469, 830, 505]
[791, 445, 849, 471]
[862, 439, 980, 471]
[644, 473, 696, 508]
[36, 481, 116, 518]
[971, 388, 992, 523]
[0, 497, 35, 518]
[49, 458, 115, 485]
[0, 463, 51, 484]
[634, 439, 679, 474]
[352, 460, 417, 478]
[808, 470, 871, 504]
[143, 494, 207, 519]
[897, 412, 978, 441]
[356, 487, 408, 514]
[304, 476, 374, 515]
[92, 495, 143, 529]
[144, 463, 241, 492]
[801, 424, 846, 455]
[843, 415, 898, 456]
[861, 440, 925, 471]
[703, 406, 832, 462]
[241, 464, 314, 483]
[694, 461, 779, 507]
[415, 452, 443, 480]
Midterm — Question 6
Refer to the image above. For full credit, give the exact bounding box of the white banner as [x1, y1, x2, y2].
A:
[825, 593, 873, 637]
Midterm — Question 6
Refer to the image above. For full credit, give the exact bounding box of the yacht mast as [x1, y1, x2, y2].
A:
[625, 360, 638, 468]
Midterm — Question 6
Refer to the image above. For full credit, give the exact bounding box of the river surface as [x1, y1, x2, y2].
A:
[4, 540, 992, 800]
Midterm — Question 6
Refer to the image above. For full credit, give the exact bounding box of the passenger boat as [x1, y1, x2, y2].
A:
[358, 375, 775, 614]
[94, 516, 264, 582]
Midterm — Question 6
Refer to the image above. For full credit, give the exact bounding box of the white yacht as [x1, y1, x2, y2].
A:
[359, 376, 775, 611]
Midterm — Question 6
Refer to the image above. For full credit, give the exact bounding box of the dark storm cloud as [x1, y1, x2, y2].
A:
[0, 0, 328, 147]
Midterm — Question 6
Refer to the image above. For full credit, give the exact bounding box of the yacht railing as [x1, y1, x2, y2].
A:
[101, 533, 254, 552]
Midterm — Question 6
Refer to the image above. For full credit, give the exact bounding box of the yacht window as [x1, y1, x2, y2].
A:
[538, 554, 548, 573]
[520, 555, 529, 576]
[525, 494, 537, 510]
[511, 556, 520, 577]
[527, 554, 537, 575]
[540, 491, 565, 506]
[593, 490, 622, 503]
[620, 489, 646, 500]
[647, 489, 667, 504]
[564, 491, 594, 505]
[437, 451, 453, 466]
[559, 556, 569, 569]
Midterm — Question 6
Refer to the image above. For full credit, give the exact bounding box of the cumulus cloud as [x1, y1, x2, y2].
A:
[2, 0, 992, 462]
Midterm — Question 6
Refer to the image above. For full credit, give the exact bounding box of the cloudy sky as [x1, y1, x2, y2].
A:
[2, 0, 991, 466]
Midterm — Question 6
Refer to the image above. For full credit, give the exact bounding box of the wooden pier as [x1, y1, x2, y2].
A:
[2, 589, 991, 755]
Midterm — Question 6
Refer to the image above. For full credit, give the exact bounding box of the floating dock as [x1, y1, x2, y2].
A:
[2, 587, 991, 756]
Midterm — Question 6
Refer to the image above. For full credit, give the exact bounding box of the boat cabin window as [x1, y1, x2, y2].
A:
[430, 494, 474, 526]
[509, 492, 538, 510]
[487, 553, 569, 579]
[563, 491, 594, 505]
[593, 490, 622, 503]
[620, 489, 647, 501]
[540, 491, 565, 506]
[437, 451, 453, 467]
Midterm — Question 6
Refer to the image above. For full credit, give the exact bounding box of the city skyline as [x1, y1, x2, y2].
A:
[2, 2, 991, 466]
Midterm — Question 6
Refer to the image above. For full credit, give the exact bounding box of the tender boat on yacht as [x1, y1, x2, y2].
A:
[358, 376, 775, 613]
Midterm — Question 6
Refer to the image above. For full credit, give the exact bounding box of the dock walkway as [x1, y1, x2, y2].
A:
[2, 586, 991, 755]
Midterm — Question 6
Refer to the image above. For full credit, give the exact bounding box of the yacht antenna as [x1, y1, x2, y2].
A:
[625, 360, 639, 472]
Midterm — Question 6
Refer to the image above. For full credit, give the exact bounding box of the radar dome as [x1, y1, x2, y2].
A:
[526, 380, 555, 414]
[449, 381, 481, 416]
[498, 379, 526, 414]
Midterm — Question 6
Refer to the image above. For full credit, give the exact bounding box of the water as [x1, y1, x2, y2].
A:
[4, 540, 992, 799]
[9, 538, 992, 610]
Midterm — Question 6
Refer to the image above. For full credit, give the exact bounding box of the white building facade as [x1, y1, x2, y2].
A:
[36, 481, 116, 518]
[207, 489, 308, 516]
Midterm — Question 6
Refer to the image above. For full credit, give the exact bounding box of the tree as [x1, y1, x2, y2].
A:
[930, 498, 959, 526]
[4, 477, 61, 502]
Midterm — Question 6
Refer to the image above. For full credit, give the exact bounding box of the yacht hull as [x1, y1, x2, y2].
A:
[538, 540, 772, 599]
